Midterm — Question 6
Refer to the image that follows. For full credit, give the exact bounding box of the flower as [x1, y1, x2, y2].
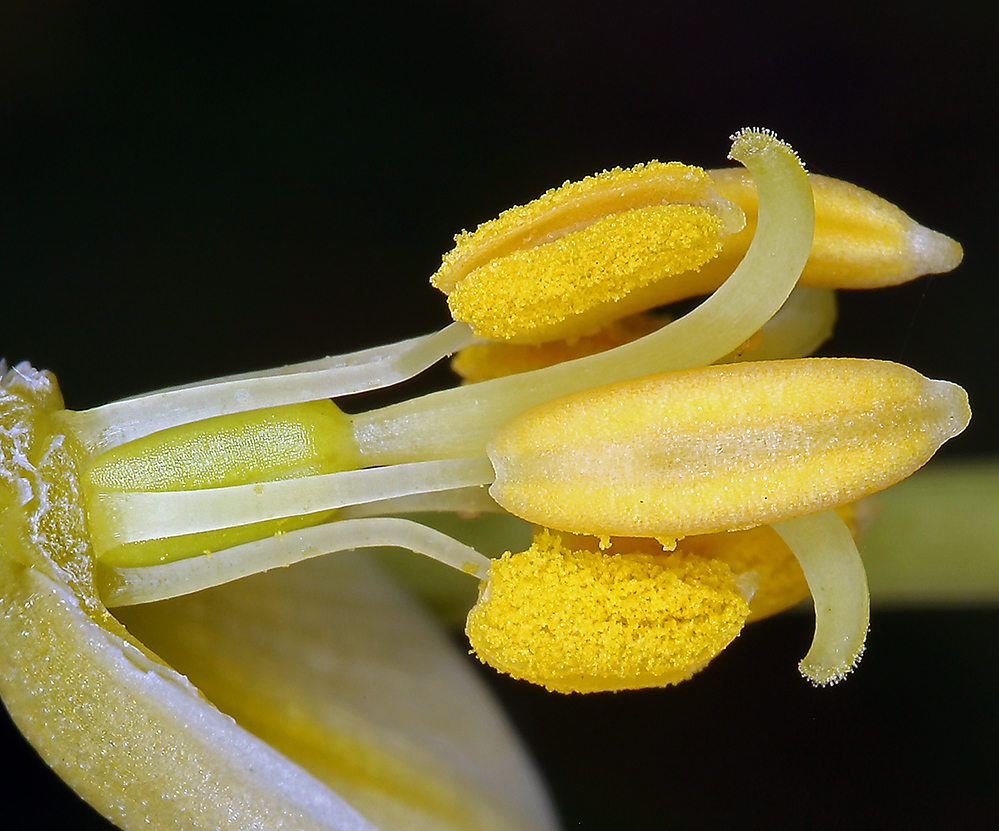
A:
[0, 128, 969, 829]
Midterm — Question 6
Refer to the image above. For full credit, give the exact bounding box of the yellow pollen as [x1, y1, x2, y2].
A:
[432, 160, 744, 343]
[556, 528, 810, 622]
[464, 531, 750, 693]
[679, 527, 810, 621]
[446, 203, 725, 341]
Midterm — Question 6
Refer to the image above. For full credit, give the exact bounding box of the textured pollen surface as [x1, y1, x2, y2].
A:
[558, 525, 812, 623]
[465, 531, 750, 693]
[445, 203, 725, 341]
[432, 161, 736, 293]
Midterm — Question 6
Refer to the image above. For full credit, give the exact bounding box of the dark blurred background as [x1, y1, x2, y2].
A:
[2, 2, 997, 828]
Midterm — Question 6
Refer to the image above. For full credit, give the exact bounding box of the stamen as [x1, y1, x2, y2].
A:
[708, 167, 964, 287]
[432, 161, 744, 297]
[352, 129, 815, 465]
[339, 485, 502, 518]
[446, 203, 729, 342]
[563, 526, 813, 622]
[725, 286, 837, 362]
[451, 286, 836, 383]
[99, 516, 492, 607]
[772, 511, 869, 685]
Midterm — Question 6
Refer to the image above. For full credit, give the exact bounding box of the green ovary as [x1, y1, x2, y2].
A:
[84, 400, 360, 567]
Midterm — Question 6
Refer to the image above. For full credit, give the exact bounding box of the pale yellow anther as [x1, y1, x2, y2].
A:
[439, 159, 961, 368]
[432, 161, 744, 343]
[488, 358, 971, 538]
[708, 169, 964, 288]
[465, 530, 750, 693]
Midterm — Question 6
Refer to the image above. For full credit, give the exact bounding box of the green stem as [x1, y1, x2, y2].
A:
[862, 460, 999, 605]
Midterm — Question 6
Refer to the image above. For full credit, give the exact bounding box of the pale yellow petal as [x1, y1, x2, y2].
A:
[0, 538, 376, 831]
[117, 553, 559, 831]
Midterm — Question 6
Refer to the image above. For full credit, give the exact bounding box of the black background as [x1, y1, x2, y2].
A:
[2, 2, 997, 829]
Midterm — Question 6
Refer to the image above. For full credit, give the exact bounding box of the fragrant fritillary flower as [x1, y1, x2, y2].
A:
[0, 128, 967, 831]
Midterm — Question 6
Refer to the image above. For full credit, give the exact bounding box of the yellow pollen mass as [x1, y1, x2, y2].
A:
[557, 525, 814, 622]
[465, 531, 750, 693]
[682, 526, 810, 621]
[445, 204, 724, 341]
[432, 160, 744, 343]
[433, 161, 740, 293]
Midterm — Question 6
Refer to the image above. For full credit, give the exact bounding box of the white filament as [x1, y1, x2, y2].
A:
[100, 516, 491, 607]
[63, 322, 475, 455]
[89, 457, 495, 552]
